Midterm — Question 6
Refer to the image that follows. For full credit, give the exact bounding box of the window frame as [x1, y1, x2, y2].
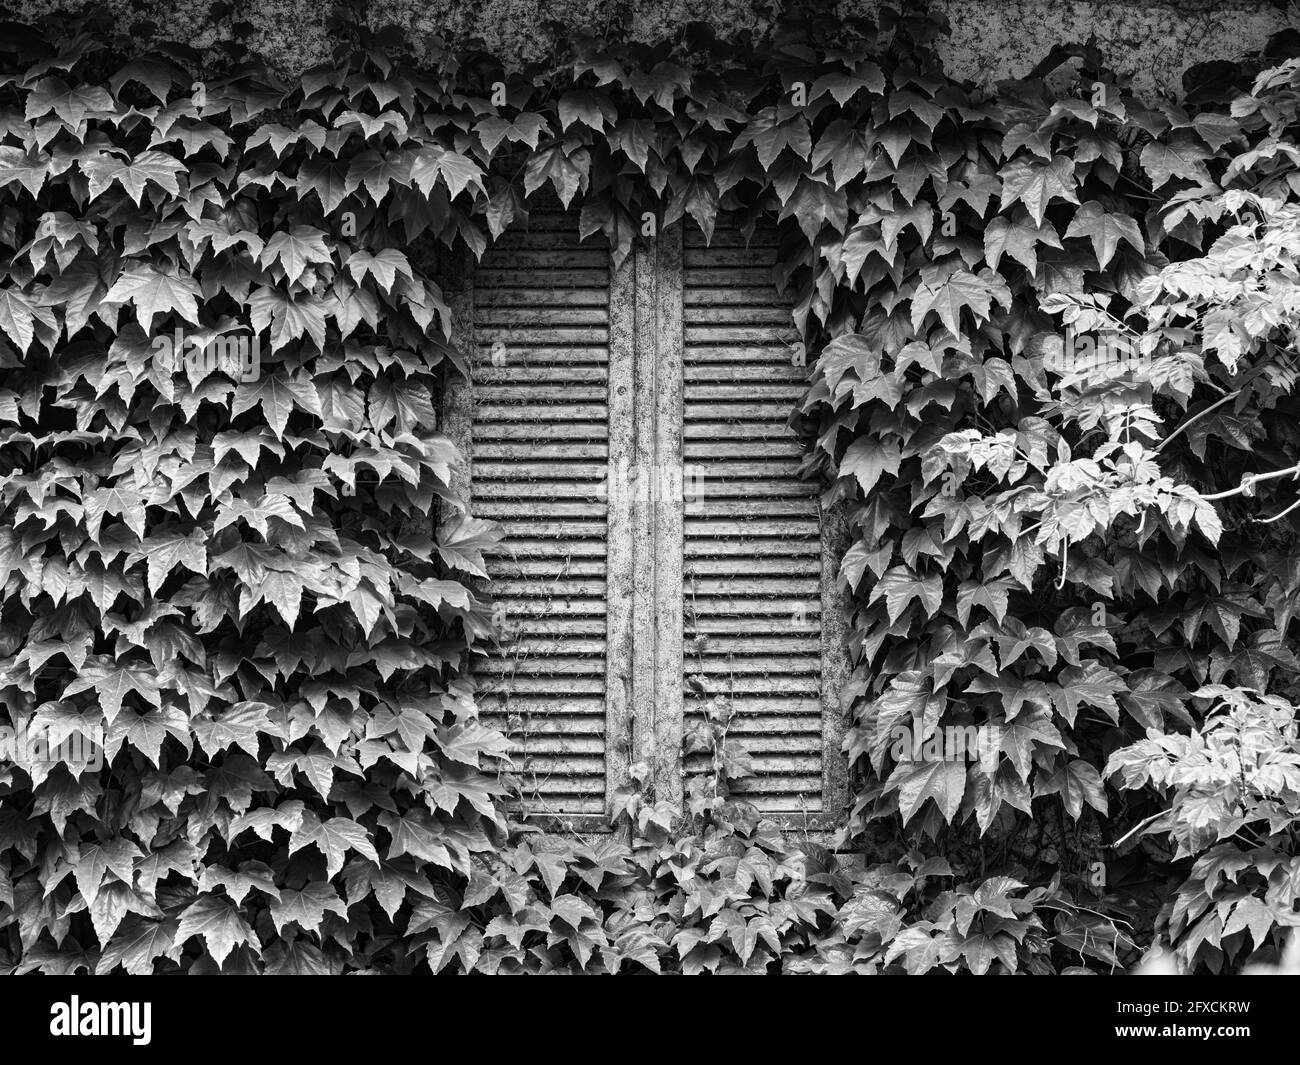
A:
[442, 218, 850, 841]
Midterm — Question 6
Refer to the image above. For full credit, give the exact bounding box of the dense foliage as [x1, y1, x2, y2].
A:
[1, 0, 1299, 973]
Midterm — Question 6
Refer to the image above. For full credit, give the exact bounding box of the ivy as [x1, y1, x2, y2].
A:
[0, 0, 1298, 973]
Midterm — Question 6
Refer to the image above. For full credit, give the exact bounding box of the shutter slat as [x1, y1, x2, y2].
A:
[684, 364, 806, 381]
[473, 482, 605, 499]
[693, 479, 815, 499]
[480, 713, 606, 735]
[474, 461, 607, 480]
[493, 561, 608, 578]
[685, 326, 799, 344]
[475, 367, 608, 384]
[474, 423, 608, 440]
[474, 501, 607, 518]
[467, 351, 608, 369]
[683, 247, 783, 267]
[475, 386, 607, 402]
[682, 267, 777, 285]
[684, 772, 822, 794]
[685, 557, 819, 575]
[684, 440, 804, 459]
[474, 249, 607, 268]
[476, 327, 608, 344]
[478, 307, 609, 325]
[474, 269, 608, 287]
[487, 676, 606, 694]
[683, 346, 797, 362]
[487, 537, 606, 556]
[683, 422, 799, 439]
[682, 306, 792, 324]
[685, 383, 806, 400]
[684, 287, 784, 304]
[500, 636, 608, 653]
[477, 287, 609, 306]
[683, 229, 780, 247]
[684, 519, 820, 537]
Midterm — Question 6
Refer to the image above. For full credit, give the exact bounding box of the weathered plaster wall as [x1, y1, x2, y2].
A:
[10, 0, 1291, 96]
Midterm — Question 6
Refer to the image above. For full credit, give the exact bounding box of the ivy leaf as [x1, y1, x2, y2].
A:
[191, 701, 274, 759]
[96, 916, 180, 975]
[840, 436, 901, 493]
[435, 516, 499, 579]
[809, 63, 885, 104]
[1140, 137, 1212, 188]
[738, 107, 812, 170]
[83, 484, 147, 540]
[84, 150, 184, 205]
[175, 894, 258, 966]
[998, 156, 1078, 227]
[1036, 759, 1107, 819]
[1223, 897, 1281, 951]
[608, 118, 654, 170]
[345, 248, 413, 293]
[297, 155, 358, 213]
[103, 265, 201, 333]
[268, 881, 348, 934]
[523, 145, 588, 208]
[911, 266, 1008, 333]
[248, 287, 328, 351]
[886, 927, 943, 974]
[232, 372, 323, 439]
[410, 147, 485, 200]
[887, 759, 967, 824]
[983, 211, 1062, 273]
[110, 57, 182, 102]
[0, 287, 39, 352]
[24, 77, 114, 126]
[62, 660, 162, 724]
[1064, 201, 1143, 269]
[995, 709, 1065, 782]
[1051, 663, 1126, 726]
[811, 120, 873, 189]
[288, 812, 379, 878]
[1182, 592, 1252, 647]
[558, 90, 618, 133]
[427, 765, 508, 819]
[197, 863, 280, 906]
[259, 226, 332, 286]
[142, 530, 208, 594]
[380, 810, 454, 870]
[0, 145, 51, 196]
[347, 149, 410, 204]
[956, 579, 1013, 626]
[74, 837, 142, 906]
[475, 113, 548, 154]
[868, 566, 944, 624]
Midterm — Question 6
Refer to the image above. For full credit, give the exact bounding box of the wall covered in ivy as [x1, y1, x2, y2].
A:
[5, 0, 1300, 977]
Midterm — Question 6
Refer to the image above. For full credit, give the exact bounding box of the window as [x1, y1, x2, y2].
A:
[443, 209, 849, 835]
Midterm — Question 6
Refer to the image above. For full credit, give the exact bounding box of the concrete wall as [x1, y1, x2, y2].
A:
[10, 0, 1291, 96]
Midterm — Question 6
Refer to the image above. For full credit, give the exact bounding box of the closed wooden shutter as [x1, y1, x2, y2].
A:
[444, 210, 847, 834]
[679, 222, 848, 821]
[454, 211, 626, 822]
